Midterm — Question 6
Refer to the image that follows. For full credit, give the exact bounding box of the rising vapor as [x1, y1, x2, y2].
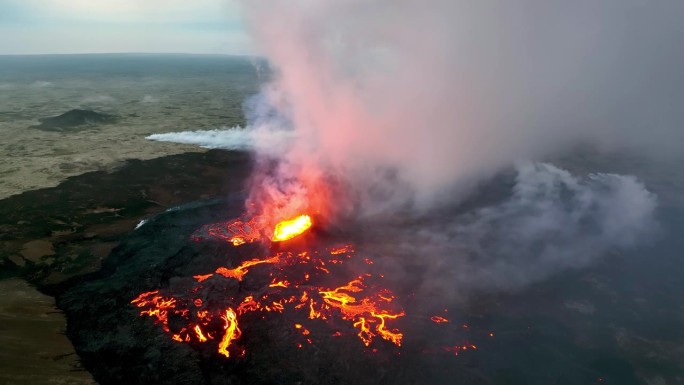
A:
[147, 126, 293, 153]
[360, 162, 658, 294]
[175, 0, 679, 291]
[239, 0, 683, 214]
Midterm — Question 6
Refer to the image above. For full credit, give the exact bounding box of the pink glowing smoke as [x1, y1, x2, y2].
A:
[239, 0, 682, 218]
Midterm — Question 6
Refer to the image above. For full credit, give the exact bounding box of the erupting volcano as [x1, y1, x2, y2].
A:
[131, 211, 411, 359]
[8, 1, 671, 382]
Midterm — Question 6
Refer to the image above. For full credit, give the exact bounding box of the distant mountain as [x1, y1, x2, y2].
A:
[35, 109, 116, 131]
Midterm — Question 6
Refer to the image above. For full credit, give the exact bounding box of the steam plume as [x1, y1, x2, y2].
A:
[362, 162, 657, 294]
[234, 1, 673, 290]
[240, 0, 682, 214]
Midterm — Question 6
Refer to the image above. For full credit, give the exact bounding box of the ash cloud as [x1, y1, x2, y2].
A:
[235, 1, 675, 290]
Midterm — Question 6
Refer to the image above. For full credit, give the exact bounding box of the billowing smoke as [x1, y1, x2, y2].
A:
[239, 0, 682, 212]
[232, 1, 676, 291]
[361, 162, 658, 295]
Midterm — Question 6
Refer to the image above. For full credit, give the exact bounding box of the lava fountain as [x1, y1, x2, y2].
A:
[272, 214, 312, 242]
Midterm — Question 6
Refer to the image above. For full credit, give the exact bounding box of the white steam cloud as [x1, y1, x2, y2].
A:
[146, 126, 293, 154]
[151, 1, 675, 291]
[230, 0, 674, 290]
[363, 163, 657, 295]
[239, 0, 683, 213]
[147, 127, 256, 150]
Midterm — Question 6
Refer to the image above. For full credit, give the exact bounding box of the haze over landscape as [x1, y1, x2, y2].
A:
[0, 0, 251, 55]
[1, 1, 684, 385]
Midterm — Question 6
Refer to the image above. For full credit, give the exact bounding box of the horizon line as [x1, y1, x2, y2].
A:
[0, 52, 259, 58]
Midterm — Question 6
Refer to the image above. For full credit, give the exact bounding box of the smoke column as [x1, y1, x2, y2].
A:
[234, 1, 678, 291]
[239, 0, 682, 215]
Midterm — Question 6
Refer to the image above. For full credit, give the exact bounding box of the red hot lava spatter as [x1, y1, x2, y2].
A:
[131, 214, 406, 358]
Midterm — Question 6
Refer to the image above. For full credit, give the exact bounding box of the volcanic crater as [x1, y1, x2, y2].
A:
[56, 195, 488, 385]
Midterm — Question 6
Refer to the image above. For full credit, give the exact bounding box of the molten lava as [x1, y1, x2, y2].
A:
[131, 213, 406, 358]
[132, 212, 482, 361]
[272, 214, 312, 242]
[218, 308, 241, 358]
[191, 216, 264, 246]
[318, 279, 404, 346]
[213, 255, 281, 281]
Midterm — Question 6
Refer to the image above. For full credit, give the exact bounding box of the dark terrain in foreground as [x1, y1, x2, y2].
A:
[0, 149, 682, 384]
[0, 149, 251, 288]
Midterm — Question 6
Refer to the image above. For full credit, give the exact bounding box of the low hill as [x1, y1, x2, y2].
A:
[35, 109, 116, 131]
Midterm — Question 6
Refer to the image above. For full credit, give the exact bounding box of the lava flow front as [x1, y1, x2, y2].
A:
[131, 214, 406, 358]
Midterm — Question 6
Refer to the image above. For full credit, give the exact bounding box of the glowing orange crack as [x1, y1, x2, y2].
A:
[319, 279, 404, 346]
[218, 308, 241, 357]
[214, 255, 281, 281]
[133, 213, 407, 356]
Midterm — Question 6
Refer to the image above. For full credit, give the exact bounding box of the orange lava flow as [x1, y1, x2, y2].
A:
[131, 291, 177, 332]
[272, 215, 312, 242]
[193, 274, 212, 282]
[218, 308, 241, 357]
[194, 325, 208, 342]
[213, 255, 281, 281]
[319, 279, 405, 346]
[132, 213, 408, 358]
[431, 316, 449, 323]
[191, 216, 264, 245]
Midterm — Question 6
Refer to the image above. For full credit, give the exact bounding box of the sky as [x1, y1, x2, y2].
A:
[0, 0, 252, 54]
